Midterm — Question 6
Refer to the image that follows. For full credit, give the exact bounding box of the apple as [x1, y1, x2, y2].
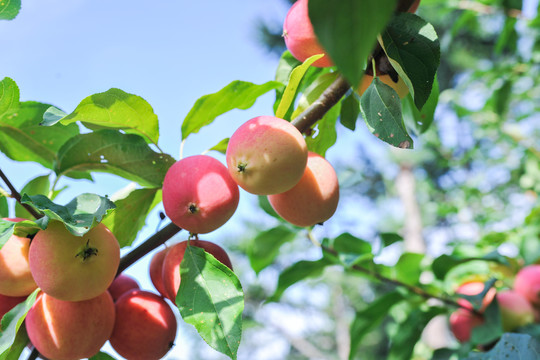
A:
[268, 152, 339, 227]
[449, 308, 484, 343]
[108, 273, 140, 301]
[109, 290, 177, 360]
[162, 240, 233, 302]
[0, 294, 26, 322]
[513, 264, 540, 306]
[455, 281, 496, 312]
[497, 290, 534, 331]
[149, 247, 170, 298]
[408, 0, 421, 13]
[162, 155, 239, 234]
[0, 218, 37, 297]
[25, 291, 115, 360]
[357, 73, 409, 99]
[283, 0, 332, 67]
[226, 116, 308, 195]
[29, 221, 120, 302]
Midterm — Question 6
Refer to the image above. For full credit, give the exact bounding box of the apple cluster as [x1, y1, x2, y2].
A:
[0, 218, 177, 360]
[449, 264, 540, 343]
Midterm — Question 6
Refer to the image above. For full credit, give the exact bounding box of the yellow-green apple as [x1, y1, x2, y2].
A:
[108, 274, 140, 301]
[162, 240, 233, 302]
[28, 221, 120, 302]
[449, 308, 484, 343]
[25, 291, 115, 360]
[149, 247, 169, 298]
[226, 116, 308, 195]
[0, 218, 37, 297]
[497, 290, 534, 331]
[283, 0, 332, 67]
[109, 290, 177, 360]
[358, 73, 409, 99]
[268, 152, 339, 227]
[513, 265, 540, 306]
[455, 281, 496, 312]
[162, 155, 239, 234]
[0, 294, 26, 321]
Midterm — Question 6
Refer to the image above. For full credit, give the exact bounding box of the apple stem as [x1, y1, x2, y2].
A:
[75, 239, 99, 261]
[0, 167, 44, 219]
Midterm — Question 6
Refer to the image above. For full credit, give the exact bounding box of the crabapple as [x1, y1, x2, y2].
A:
[108, 274, 140, 301]
[408, 0, 420, 12]
[226, 116, 308, 195]
[28, 221, 120, 302]
[0, 294, 26, 321]
[149, 247, 170, 298]
[162, 240, 233, 302]
[497, 290, 534, 331]
[513, 264, 540, 306]
[0, 218, 37, 297]
[162, 155, 240, 234]
[449, 308, 484, 343]
[268, 152, 339, 227]
[455, 281, 496, 312]
[358, 73, 409, 99]
[25, 291, 115, 360]
[283, 0, 332, 67]
[109, 290, 177, 360]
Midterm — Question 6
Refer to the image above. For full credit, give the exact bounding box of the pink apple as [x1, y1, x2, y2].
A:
[268, 152, 339, 226]
[514, 265, 540, 306]
[162, 155, 240, 234]
[497, 290, 534, 331]
[455, 281, 496, 312]
[29, 221, 120, 302]
[110, 290, 177, 360]
[226, 116, 308, 195]
[449, 308, 484, 343]
[108, 274, 140, 301]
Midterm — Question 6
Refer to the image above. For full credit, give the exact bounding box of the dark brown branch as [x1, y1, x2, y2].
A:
[116, 222, 182, 275]
[27, 347, 39, 360]
[291, 75, 351, 133]
[0, 168, 43, 219]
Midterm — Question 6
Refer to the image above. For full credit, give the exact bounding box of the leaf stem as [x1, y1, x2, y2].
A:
[0, 168, 43, 219]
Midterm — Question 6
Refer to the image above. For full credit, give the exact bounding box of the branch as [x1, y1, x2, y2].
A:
[27, 347, 39, 360]
[291, 75, 350, 133]
[116, 222, 182, 275]
[0, 168, 43, 219]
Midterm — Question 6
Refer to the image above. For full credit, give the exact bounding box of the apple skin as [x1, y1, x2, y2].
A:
[149, 247, 170, 298]
[163, 155, 240, 234]
[358, 74, 409, 99]
[162, 240, 233, 302]
[28, 221, 120, 302]
[25, 291, 115, 360]
[513, 265, 540, 306]
[110, 290, 177, 360]
[283, 0, 333, 67]
[497, 290, 534, 331]
[0, 218, 37, 297]
[268, 152, 339, 227]
[408, 0, 420, 13]
[108, 274, 140, 301]
[455, 281, 496, 312]
[449, 308, 484, 343]
[0, 294, 26, 321]
[226, 116, 308, 195]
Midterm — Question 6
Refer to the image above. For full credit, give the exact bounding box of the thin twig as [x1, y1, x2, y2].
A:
[0, 168, 43, 219]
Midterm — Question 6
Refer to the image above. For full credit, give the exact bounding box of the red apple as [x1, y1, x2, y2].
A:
[449, 308, 484, 343]
[408, 0, 421, 13]
[514, 265, 540, 306]
[268, 152, 339, 227]
[162, 240, 233, 302]
[108, 274, 140, 301]
[283, 0, 333, 67]
[455, 281, 496, 312]
[25, 291, 115, 360]
[162, 155, 240, 234]
[149, 247, 169, 298]
[109, 290, 177, 360]
[226, 116, 308, 195]
[29, 221, 120, 302]
[0, 294, 26, 321]
[0, 218, 37, 297]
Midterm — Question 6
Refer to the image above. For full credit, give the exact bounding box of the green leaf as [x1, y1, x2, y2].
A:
[380, 232, 403, 247]
[464, 333, 540, 360]
[89, 351, 117, 360]
[101, 188, 161, 247]
[291, 72, 340, 118]
[268, 257, 332, 302]
[207, 138, 230, 155]
[305, 100, 340, 156]
[403, 76, 439, 134]
[457, 279, 496, 312]
[0, 322, 28, 360]
[0, 78, 18, 115]
[333, 233, 373, 267]
[21, 193, 116, 237]
[55, 129, 175, 188]
[257, 196, 282, 221]
[309, 0, 398, 87]
[15, 175, 50, 219]
[0, 195, 8, 218]
[177, 246, 244, 360]
[339, 92, 360, 131]
[0, 101, 80, 170]
[432, 252, 509, 280]
[0, 0, 21, 20]
[494, 17, 518, 55]
[393, 252, 424, 285]
[360, 78, 413, 149]
[248, 226, 297, 274]
[0, 289, 39, 356]
[488, 78, 513, 117]
[349, 291, 405, 360]
[275, 54, 324, 119]
[42, 89, 160, 146]
[470, 298, 503, 346]
[182, 80, 283, 140]
[387, 307, 446, 360]
[0, 219, 15, 251]
[380, 13, 440, 110]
